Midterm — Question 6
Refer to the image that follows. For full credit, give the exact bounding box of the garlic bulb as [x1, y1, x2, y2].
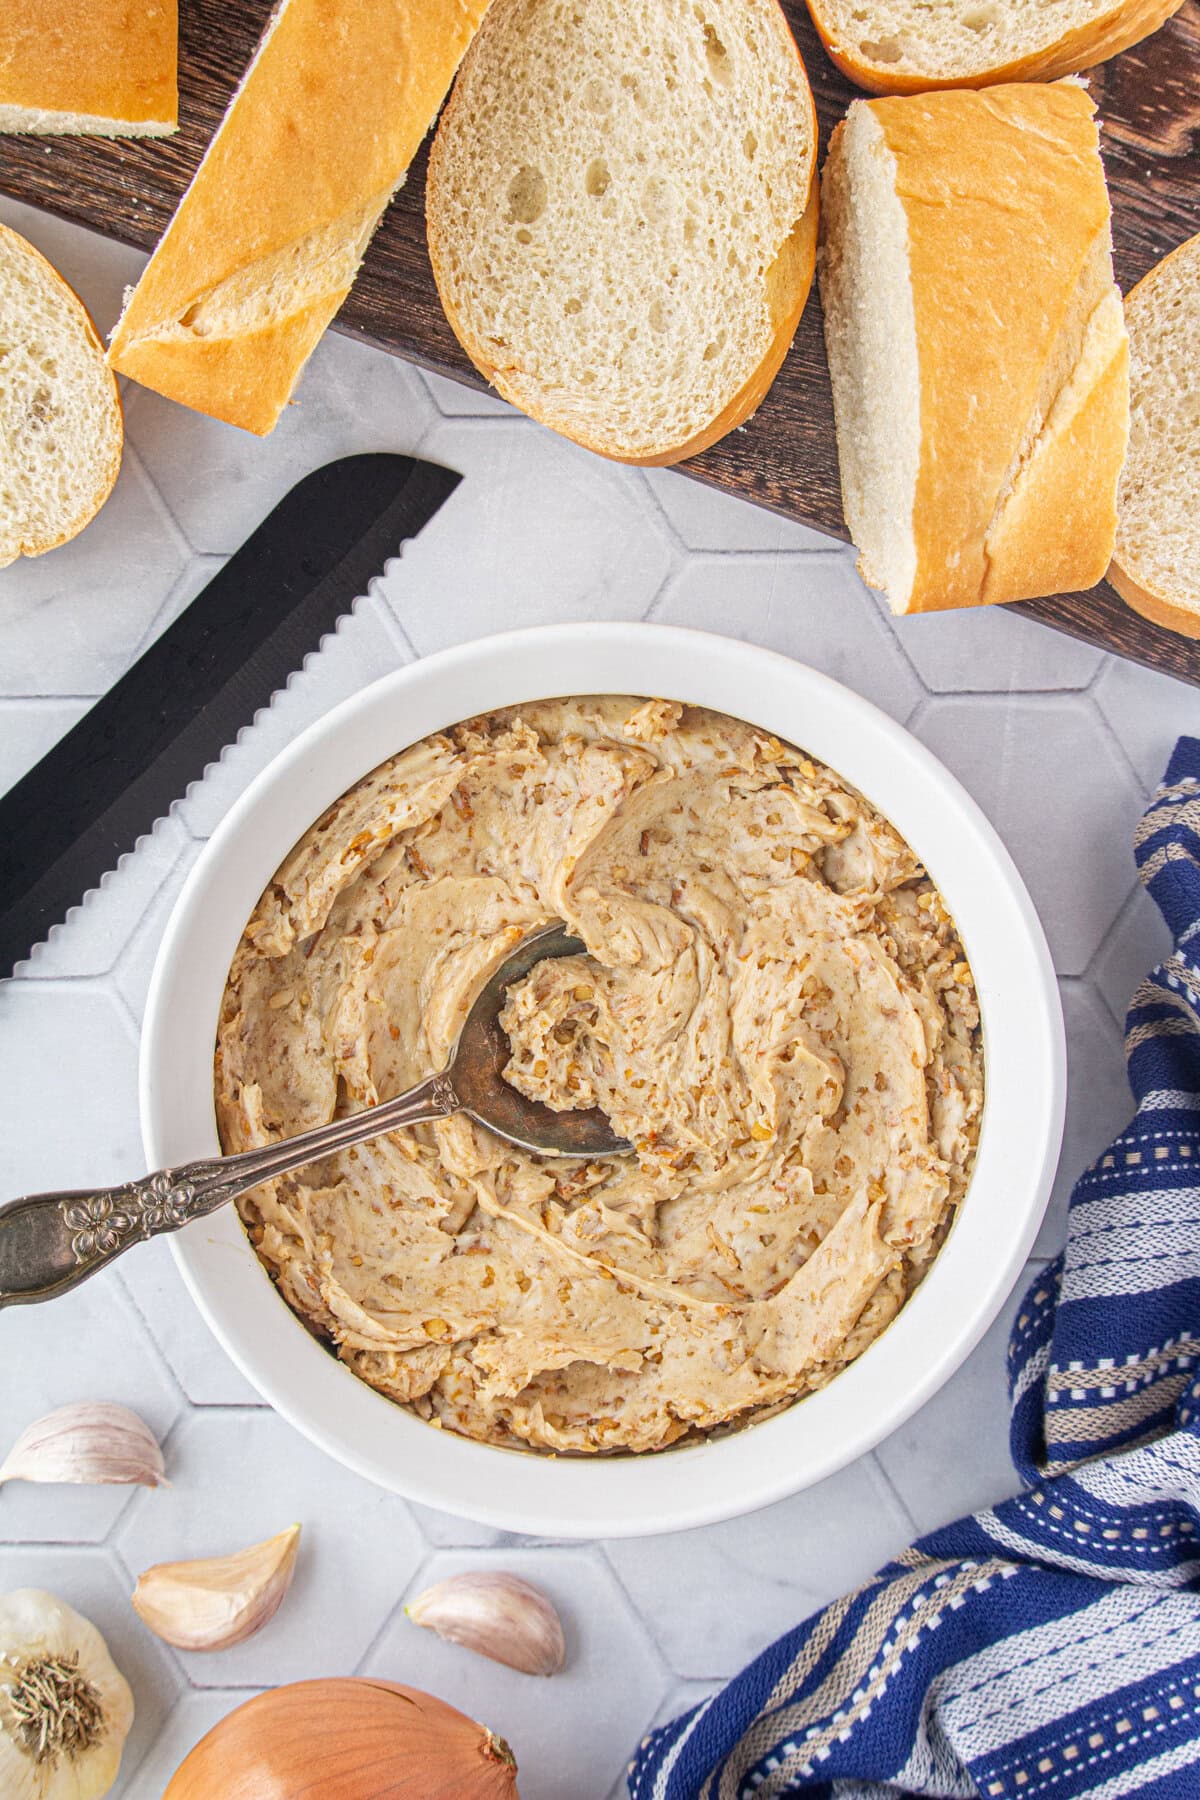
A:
[132, 1524, 301, 1651]
[0, 1589, 134, 1800]
[406, 1572, 566, 1675]
[0, 1403, 166, 1489]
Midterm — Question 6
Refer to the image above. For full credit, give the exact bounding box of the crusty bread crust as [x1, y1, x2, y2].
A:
[826, 83, 1127, 615]
[108, 0, 490, 434]
[806, 0, 1183, 94]
[1109, 564, 1200, 639]
[0, 1, 177, 134]
[1108, 231, 1200, 640]
[982, 295, 1129, 604]
[427, 0, 817, 465]
[437, 183, 819, 467]
[0, 225, 123, 564]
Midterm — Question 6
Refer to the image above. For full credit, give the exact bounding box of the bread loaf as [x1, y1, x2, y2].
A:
[804, 0, 1184, 94]
[426, 0, 818, 464]
[1109, 232, 1200, 640]
[818, 81, 1129, 615]
[0, 1, 177, 137]
[0, 226, 123, 566]
[107, 0, 491, 434]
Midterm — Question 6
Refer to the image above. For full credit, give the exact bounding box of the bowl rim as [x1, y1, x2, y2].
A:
[141, 621, 1065, 1538]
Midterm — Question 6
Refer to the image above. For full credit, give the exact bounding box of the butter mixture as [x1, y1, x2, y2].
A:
[216, 698, 983, 1454]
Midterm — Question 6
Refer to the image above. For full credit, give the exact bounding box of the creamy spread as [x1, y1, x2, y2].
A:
[216, 698, 983, 1454]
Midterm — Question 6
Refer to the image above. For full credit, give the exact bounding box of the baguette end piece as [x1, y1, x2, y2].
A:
[0, 1, 178, 138]
[107, 186, 395, 436]
[106, 0, 487, 433]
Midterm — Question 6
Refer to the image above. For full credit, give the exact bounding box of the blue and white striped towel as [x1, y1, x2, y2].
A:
[630, 736, 1200, 1800]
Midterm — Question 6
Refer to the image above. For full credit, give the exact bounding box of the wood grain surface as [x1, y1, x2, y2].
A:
[1, 0, 1197, 684]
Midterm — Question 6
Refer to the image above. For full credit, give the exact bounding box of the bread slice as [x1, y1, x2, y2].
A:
[818, 82, 1128, 615]
[805, 0, 1184, 94]
[0, 226, 123, 567]
[1109, 234, 1200, 639]
[107, 0, 491, 435]
[426, 0, 818, 465]
[0, 1, 177, 137]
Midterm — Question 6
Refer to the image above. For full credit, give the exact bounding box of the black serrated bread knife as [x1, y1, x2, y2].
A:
[0, 453, 460, 979]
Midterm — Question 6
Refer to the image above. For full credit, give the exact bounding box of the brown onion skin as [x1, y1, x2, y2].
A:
[162, 1678, 520, 1800]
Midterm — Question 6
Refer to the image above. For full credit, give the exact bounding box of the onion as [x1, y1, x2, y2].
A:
[162, 1678, 520, 1799]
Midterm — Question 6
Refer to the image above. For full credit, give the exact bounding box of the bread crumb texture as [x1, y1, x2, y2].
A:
[0, 226, 123, 567]
[807, 0, 1184, 89]
[817, 104, 919, 607]
[1112, 233, 1200, 632]
[428, 0, 816, 459]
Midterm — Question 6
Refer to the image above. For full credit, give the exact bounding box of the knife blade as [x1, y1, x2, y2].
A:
[0, 452, 459, 979]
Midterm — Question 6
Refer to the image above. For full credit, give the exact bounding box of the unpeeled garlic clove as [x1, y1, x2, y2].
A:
[132, 1524, 301, 1652]
[0, 1403, 166, 1489]
[405, 1571, 566, 1676]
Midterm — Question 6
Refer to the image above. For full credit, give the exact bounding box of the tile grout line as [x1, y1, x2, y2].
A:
[349, 1549, 433, 1677]
[109, 1269, 195, 1417]
[864, 1447, 921, 1542]
[118, 437, 195, 565]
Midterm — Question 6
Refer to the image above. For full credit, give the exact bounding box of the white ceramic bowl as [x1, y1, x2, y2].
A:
[141, 623, 1064, 1538]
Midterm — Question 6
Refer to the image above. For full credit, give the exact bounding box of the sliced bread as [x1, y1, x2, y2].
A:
[818, 82, 1128, 615]
[107, 0, 490, 435]
[805, 0, 1184, 94]
[0, 1, 177, 137]
[1109, 233, 1200, 640]
[0, 226, 123, 568]
[426, 0, 818, 465]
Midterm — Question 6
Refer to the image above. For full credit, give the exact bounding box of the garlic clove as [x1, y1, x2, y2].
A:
[0, 1403, 166, 1490]
[132, 1524, 301, 1652]
[406, 1571, 566, 1676]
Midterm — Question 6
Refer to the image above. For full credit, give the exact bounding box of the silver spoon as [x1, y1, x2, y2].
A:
[0, 923, 628, 1309]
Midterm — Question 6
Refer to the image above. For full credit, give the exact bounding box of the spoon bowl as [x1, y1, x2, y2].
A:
[450, 922, 629, 1157]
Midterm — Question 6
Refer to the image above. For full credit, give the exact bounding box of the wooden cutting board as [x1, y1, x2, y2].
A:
[2, 0, 1198, 685]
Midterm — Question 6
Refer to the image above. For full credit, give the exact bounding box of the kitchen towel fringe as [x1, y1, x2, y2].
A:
[629, 736, 1200, 1800]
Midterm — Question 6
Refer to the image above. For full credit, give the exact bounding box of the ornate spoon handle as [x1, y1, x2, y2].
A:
[0, 1072, 459, 1308]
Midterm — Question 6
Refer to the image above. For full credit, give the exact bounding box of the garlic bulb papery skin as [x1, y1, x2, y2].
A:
[406, 1572, 566, 1676]
[0, 1588, 134, 1800]
[132, 1524, 301, 1651]
[0, 1403, 166, 1489]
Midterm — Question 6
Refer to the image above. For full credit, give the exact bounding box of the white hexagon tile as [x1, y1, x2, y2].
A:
[648, 553, 923, 724]
[603, 1457, 914, 1682]
[1, 185, 1196, 1799]
[881, 588, 1106, 695]
[910, 693, 1148, 978]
